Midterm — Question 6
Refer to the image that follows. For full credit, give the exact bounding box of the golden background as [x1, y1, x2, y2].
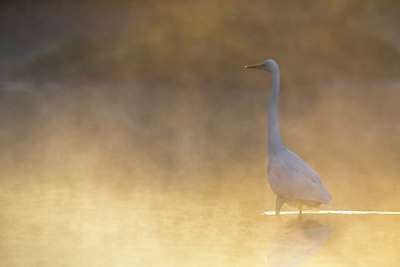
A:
[0, 1, 399, 266]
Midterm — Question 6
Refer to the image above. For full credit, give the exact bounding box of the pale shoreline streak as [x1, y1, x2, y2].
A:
[263, 210, 400, 215]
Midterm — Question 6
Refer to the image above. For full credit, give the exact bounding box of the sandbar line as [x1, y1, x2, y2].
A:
[263, 210, 400, 215]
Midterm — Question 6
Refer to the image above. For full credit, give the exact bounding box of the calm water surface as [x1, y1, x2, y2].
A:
[1, 183, 399, 267]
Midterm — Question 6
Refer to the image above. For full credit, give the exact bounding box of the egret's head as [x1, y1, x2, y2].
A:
[245, 59, 279, 73]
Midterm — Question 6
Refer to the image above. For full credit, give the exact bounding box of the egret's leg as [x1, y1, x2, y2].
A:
[298, 205, 303, 222]
[275, 196, 285, 216]
[295, 205, 303, 223]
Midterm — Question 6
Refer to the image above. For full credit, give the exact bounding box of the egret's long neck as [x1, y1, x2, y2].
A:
[267, 68, 283, 156]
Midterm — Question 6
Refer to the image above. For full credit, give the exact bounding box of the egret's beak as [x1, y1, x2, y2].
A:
[244, 63, 264, 69]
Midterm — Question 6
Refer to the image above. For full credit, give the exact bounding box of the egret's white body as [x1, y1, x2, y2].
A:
[245, 59, 332, 215]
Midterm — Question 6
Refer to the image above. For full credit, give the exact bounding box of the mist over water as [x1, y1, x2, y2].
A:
[1, 1, 400, 266]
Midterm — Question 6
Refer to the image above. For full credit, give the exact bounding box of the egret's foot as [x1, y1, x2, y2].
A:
[297, 206, 303, 223]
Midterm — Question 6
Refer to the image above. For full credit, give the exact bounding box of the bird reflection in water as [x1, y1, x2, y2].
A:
[265, 219, 331, 267]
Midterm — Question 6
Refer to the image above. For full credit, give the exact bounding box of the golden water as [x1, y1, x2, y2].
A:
[1, 182, 399, 266]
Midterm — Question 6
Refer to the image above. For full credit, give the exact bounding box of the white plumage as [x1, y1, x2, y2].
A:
[245, 59, 332, 215]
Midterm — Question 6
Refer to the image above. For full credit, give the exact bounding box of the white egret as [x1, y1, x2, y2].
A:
[245, 59, 332, 216]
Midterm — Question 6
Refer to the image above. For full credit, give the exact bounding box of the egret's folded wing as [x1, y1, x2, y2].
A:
[267, 150, 332, 203]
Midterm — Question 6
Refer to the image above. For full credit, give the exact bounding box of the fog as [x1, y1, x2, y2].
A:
[1, 1, 400, 266]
